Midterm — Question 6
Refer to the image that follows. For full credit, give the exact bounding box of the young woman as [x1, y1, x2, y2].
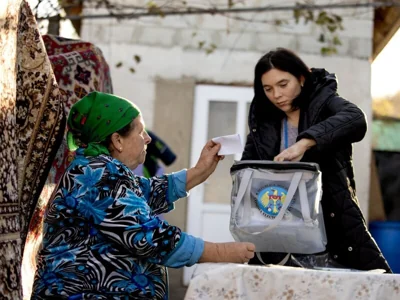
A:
[241, 48, 391, 273]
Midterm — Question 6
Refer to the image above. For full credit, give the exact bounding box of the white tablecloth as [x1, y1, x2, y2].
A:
[184, 263, 400, 300]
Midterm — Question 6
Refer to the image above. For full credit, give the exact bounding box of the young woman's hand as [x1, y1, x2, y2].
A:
[274, 138, 316, 162]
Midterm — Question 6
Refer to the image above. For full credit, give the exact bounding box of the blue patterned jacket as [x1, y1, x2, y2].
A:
[32, 149, 204, 299]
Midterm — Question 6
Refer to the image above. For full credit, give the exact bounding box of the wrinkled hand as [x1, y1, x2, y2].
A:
[217, 242, 256, 264]
[195, 140, 225, 178]
[186, 140, 224, 190]
[199, 241, 255, 264]
[274, 138, 316, 162]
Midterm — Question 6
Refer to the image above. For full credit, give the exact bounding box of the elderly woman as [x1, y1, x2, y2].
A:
[31, 92, 255, 299]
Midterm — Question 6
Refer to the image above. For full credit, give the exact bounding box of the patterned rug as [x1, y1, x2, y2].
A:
[0, 1, 114, 298]
[41, 34, 113, 186]
[22, 25, 113, 300]
[26, 35, 113, 240]
[0, 0, 65, 298]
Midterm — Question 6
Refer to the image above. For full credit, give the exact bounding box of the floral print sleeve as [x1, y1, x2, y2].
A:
[140, 170, 188, 215]
[86, 156, 191, 264]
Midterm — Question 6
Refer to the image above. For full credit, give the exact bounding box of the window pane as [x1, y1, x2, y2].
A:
[204, 101, 237, 204]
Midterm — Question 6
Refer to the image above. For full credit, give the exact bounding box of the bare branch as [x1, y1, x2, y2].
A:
[36, 1, 400, 21]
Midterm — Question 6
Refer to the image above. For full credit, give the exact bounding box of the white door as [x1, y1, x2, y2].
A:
[183, 84, 253, 284]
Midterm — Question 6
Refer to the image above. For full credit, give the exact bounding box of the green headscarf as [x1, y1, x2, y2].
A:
[67, 91, 141, 156]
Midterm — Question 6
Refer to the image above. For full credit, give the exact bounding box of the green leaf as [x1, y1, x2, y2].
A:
[334, 14, 343, 22]
[318, 33, 325, 43]
[115, 62, 123, 68]
[133, 55, 141, 63]
[319, 11, 327, 18]
[326, 16, 335, 24]
[316, 11, 328, 25]
[147, 1, 157, 8]
[303, 10, 313, 24]
[320, 47, 330, 55]
[274, 19, 288, 26]
[320, 46, 337, 56]
[205, 43, 217, 55]
[198, 41, 205, 49]
[205, 48, 215, 55]
[293, 9, 301, 24]
[332, 36, 342, 45]
[158, 10, 165, 18]
[307, 10, 314, 21]
[327, 24, 337, 32]
[129, 67, 136, 73]
[147, 1, 165, 17]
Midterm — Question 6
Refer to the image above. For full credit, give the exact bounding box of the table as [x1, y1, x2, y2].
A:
[184, 263, 400, 300]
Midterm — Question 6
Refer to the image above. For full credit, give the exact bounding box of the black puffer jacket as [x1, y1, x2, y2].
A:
[242, 68, 392, 272]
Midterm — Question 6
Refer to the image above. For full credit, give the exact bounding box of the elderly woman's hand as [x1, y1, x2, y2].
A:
[199, 241, 256, 264]
[186, 140, 224, 190]
[196, 140, 224, 173]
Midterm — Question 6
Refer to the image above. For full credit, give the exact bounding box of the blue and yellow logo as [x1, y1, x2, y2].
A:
[257, 186, 288, 218]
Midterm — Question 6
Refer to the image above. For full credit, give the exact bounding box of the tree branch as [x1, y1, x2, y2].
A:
[37, 1, 400, 21]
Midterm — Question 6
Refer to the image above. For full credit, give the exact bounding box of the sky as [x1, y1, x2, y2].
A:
[371, 28, 400, 99]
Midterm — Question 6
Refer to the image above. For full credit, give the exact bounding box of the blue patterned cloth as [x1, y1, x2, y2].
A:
[32, 149, 204, 299]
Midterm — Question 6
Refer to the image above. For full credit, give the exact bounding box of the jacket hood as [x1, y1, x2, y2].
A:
[309, 68, 338, 100]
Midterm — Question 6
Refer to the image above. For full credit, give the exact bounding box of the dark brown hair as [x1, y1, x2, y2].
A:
[253, 48, 312, 117]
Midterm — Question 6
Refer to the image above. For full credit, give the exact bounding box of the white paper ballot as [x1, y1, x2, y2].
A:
[212, 134, 243, 156]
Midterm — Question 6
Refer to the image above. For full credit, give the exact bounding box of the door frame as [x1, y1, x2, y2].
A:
[183, 84, 253, 285]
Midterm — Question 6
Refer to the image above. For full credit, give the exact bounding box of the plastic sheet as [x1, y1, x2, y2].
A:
[230, 160, 327, 254]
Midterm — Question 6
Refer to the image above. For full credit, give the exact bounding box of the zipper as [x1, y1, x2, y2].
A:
[231, 160, 320, 172]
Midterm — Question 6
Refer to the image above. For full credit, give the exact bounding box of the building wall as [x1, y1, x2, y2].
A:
[81, 0, 374, 289]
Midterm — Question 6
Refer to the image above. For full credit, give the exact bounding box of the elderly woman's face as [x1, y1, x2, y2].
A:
[118, 115, 151, 170]
[261, 68, 303, 113]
